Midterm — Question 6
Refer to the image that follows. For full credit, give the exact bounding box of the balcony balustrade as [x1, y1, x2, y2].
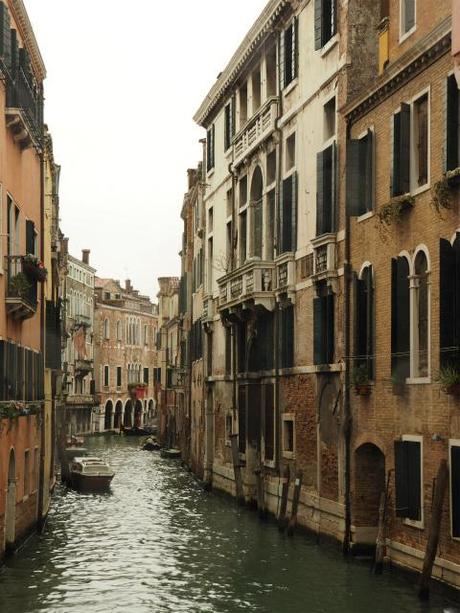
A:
[75, 359, 93, 376]
[217, 260, 276, 312]
[5, 67, 43, 149]
[311, 234, 337, 280]
[233, 97, 278, 167]
[5, 255, 38, 320]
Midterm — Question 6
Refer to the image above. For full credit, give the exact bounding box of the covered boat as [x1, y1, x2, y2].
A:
[69, 456, 114, 491]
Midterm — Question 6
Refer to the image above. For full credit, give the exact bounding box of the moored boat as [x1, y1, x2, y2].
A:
[69, 456, 114, 491]
[160, 448, 181, 459]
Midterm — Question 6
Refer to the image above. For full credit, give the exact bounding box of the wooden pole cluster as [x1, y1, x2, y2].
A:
[278, 466, 290, 531]
[287, 472, 303, 536]
[230, 434, 245, 505]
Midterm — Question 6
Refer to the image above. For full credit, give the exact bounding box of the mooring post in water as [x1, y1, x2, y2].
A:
[374, 491, 386, 574]
[419, 459, 449, 601]
[287, 472, 303, 536]
[278, 466, 290, 532]
[230, 434, 245, 505]
[254, 468, 266, 520]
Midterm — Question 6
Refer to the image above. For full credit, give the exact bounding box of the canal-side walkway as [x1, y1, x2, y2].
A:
[0, 436, 456, 613]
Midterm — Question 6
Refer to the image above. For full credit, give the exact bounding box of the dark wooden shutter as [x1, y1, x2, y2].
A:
[264, 384, 274, 461]
[292, 17, 298, 80]
[392, 112, 401, 196]
[26, 220, 35, 255]
[391, 257, 410, 379]
[394, 441, 410, 518]
[291, 172, 297, 252]
[0, 341, 5, 400]
[380, 0, 389, 19]
[356, 278, 367, 362]
[314, 0, 323, 50]
[238, 385, 246, 454]
[279, 28, 285, 90]
[440, 239, 456, 367]
[364, 130, 374, 212]
[400, 103, 411, 194]
[447, 75, 459, 172]
[451, 445, 460, 538]
[316, 150, 324, 235]
[346, 139, 361, 216]
[326, 292, 334, 363]
[323, 144, 333, 233]
[417, 96, 428, 186]
[247, 384, 261, 448]
[407, 441, 421, 521]
[0, 3, 11, 67]
[10, 27, 18, 73]
[313, 297, 323, 364]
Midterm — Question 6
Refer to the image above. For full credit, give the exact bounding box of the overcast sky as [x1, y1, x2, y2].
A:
[25, 0, 267, 301]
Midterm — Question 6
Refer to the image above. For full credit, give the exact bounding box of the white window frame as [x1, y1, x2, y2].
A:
[449, 439, 460, 541]
[282, 413, 295, 459]
[402, 434, 424, 529]
[399, 0, 416, 42]
[103, 365, 109, 388]
[408, 246, 431, 383]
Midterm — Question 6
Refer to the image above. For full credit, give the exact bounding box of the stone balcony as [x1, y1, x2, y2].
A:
[233, 97, 278, 167]
[218, 260, 276, 312]
[311, 233, 338, 284]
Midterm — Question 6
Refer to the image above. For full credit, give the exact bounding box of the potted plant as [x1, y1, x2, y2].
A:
[437, 366, 460, 396]
[392, 373, 406, 396]
[351, 364, 372, 396]
[23, 254, 48, 282]
[9, 272, 31, 298]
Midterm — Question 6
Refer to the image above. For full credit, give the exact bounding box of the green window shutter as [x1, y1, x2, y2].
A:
[279, 29, 285, 90]
[277, 180, 284, 255]
[405, 0, 415, 32]
[281, 177, 292, 252]
[399, 102, 411, 195]
[313, 297, 323, 364]
[392, 112, 401, 196]
[391, 257, 410, 380]
[316, 150, 324, 235]
[440, 238, 456, 367]
[292, 17, 298, 81]
[326, 292, 334, 364]
[363, 130, 374, 213]
[346, 139, 361, 216]
[314, 0, 323, 50]
[0, 3, 11, 67]
[10, 28, 18, 73]
[407, 441, 421, 521]
[446, 75, 459, 172]
[394, 441, 410, 518]
[451, 446, 460, 538]
[26, 219, 35, 255]
[291, 171, 297, 252]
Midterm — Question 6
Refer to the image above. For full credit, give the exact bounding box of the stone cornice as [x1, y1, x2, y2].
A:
[193, 0, 291, 127]
[344, 17, 451, 125]
[9, 0, 46, 82]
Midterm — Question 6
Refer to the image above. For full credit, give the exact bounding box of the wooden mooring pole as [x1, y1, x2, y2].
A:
[278, 466, 290, 532]
[287, 472, 303, 536]
[254, 468, 267, 520]
[418, 459, 449, 601]
[230, 434, 245, 506]
[374, 470, 391, 574]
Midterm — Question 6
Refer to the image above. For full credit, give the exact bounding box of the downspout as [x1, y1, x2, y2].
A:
[342, 118, 352, 556]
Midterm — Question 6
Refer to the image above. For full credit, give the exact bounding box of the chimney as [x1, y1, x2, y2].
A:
[82, 249, 90, 265]
[62, 237, 69, 256]
[125, 279, 132, 292]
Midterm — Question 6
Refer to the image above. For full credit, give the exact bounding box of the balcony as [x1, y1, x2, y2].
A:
[275, 254, 296, 296]
[233, 97, 278, 167]
[218, 260, 276, 312]
[65, 394, 95, 407]
[5, 255, 38, 320]
[75, 313, 91, 328]
[5, 68, 43, 150]
[202, 296, 214, 323]
[311, 234, 337, 281]
[75, 359, 93, 377]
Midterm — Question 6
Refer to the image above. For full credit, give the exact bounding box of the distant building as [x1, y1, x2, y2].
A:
[61, 246, 96, 435]
[93, 278, 158, 431]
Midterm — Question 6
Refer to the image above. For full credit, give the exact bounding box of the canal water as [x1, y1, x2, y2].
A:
[0, 436, 457, 613]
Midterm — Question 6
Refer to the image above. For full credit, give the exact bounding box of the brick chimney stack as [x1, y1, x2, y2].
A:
[82, 249, 90, 265]
[125, 279, 132, 292]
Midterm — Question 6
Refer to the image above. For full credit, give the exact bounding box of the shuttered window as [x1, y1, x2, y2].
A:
[206, 124, 215, 172]
[394, 439, 422, 521]
[316, 144, 336, 236]
[451, 445, 460, 538]
[440, 235, 460, 368]
[401, 0, 416, 36]
[280, 18, 298, 90]
[313, 282, 335, 365]
[279, 173, 297, 253]
[314, 0, 337, 50]
[225, 326, 232, 376]
[237, 320, 247, 374]
[238, 385, 246, 454]
[347, 131, 374, 217]
[247, 384, 261, 448]
[224, 99, 235, 151]
[355, 266, 374, 378]
[26, 220, 35, 256]
[103, 365, 109, 387]
[392, 104, 411, 196]
[446, 75, 460, 172]
[414, 94, 428, 187]
[45, 300, 61, 370]
[391, 257, 410, 380]
[264, 384, 275, 462]
[0, 2, 11, 67]
[116, 367, 122, 388]
[279, 304, 294, 369]
[252, 197, 263, 258]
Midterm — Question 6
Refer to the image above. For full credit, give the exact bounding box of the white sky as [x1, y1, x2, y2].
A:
[25, 0, 268, 300]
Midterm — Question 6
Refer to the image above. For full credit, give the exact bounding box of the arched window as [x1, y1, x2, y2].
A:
[104, 318, 110, 340]
[250, 166, 263, 259]
[413, 251, 429, 378]
[355, 265, 374, 379]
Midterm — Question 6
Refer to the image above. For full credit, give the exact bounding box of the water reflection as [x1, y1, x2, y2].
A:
[0, 436, 455, 613]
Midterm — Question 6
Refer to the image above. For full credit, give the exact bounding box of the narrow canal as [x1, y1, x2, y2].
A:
[0, 436, 456, 613]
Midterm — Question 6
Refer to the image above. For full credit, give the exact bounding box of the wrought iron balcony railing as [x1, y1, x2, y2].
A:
[5, 255, 38, 320]
[5, 67, 43, 149]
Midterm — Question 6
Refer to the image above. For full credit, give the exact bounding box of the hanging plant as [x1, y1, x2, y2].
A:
[377, 194, 415, 228]
[9, 272, 31, 298]
[23, 254, 48, 282]
[431, 167, 460, 215]
[437, 366, 460, 396]
[351, 364, 372, 396]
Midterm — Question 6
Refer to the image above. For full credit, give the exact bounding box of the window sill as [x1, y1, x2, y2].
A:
[282, 78, 298, 97]
[411, 183, 430, 198]
[357, 211, 374, 223]
[206, 168, 215, 179]
[282, 451, 295, 460]
[406, 377, 431, 385]
[404, 518, 424, 531]
[264, 459, 276, 469]
[319, 34, 339, 58]
[399, 26, 416, 45]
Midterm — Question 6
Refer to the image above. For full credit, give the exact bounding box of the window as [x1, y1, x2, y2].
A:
[450, 443, 460, 538]
[282, 415, 295, 458]
[225, 325, 232, 376]
[279, 303, 294, 368]
[239, 211, 247, 265]
[264, 383, 275, 463]
[104, 292, 111, 300]
[279, 173, 297, 253]
[239, 83, 247, 127]
[143, 367, 149, 384]
[391, 256, 410, 381]
[400, 0, 415, 37]
[413, 251, 429, 377]
[314, 281, 335, 365]
[239, 176, 247, 208]
[285, 133, 296, 170]
[413, 94, 428, 188]
[116, 366, 122, 389]
[266, 189, 275, 261]
[316, 144, 336, 236]
[207, 238, 213, 292]
[103, 365, 109, 387]
[226, 221, 233, 270]
[440, 235, 460, 369]
[252, 68, 261, 112]
[315, 0, 337, 50]
[144, 325, 148, 345]
[24, 449, 30, 496]
[280, 18, 298, 89]
[392, 104, 411, 196]
[226, 187, 233, 217]
[206, 124, 215, 172]
[208, 207, 213, 232]
[266, 45, 277, 96]
[267, 150, 276, 185]
[104, 319, 110, 340]
[251, 197, 263, 259]
[299, 254, 314, 280]
[238, 386, 246, 454]
[224, 99, 235, 151]
[355, 265, 375, 378]
[323, 98, 336, 141]
[394, 437, 422, 523]
[117, 320, 122, 341]
[446, 75, 460, 172]
[347, 130, 374, 216]
[34, 447, 39, 489]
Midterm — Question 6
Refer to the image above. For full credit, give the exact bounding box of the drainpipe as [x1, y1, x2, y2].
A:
[342, 119, 352, 556]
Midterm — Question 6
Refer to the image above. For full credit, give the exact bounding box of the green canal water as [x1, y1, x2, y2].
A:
[0, 436, 457, 613]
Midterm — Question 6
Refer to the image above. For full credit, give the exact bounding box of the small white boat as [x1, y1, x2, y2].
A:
[69, 456, 114, 491]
